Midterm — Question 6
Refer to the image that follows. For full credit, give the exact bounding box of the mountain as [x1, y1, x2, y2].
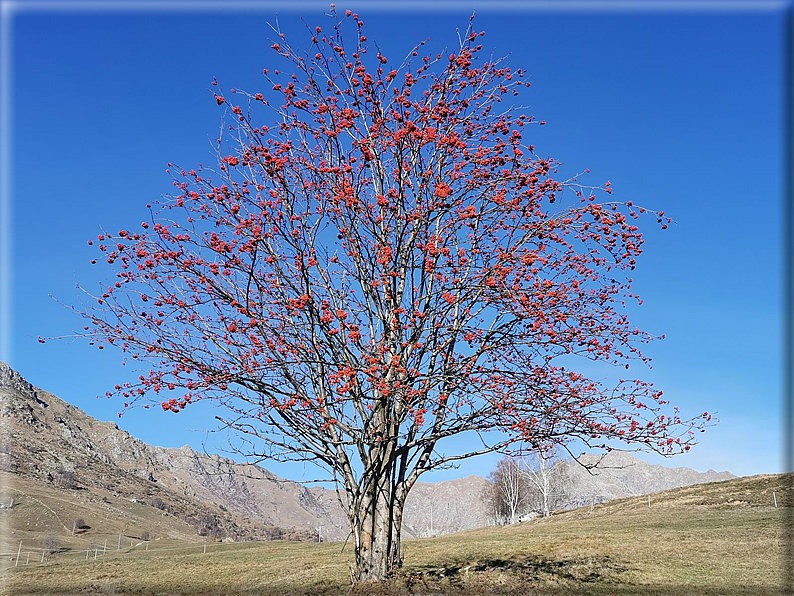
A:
[0, 362, 492, 541]
[558, 450, 736, 509]
[0, 362, 345, 540]
[403, 475, 492, 537]
[0, 362, 735, 544]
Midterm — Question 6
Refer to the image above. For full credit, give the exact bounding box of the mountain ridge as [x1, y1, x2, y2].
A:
[1, 361, 734, 541]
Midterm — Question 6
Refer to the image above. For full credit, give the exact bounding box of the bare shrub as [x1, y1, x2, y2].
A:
[43, 532, 60, 559]
[72, 518, 89, 534]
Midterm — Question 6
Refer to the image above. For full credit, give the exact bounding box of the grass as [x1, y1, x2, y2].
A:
[0, 472, 206, 559]
[3, 474, 789, 595]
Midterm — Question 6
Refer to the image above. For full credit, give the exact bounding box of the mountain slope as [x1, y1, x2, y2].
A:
[558, 450, 735, 508]
[0, 363, 493, 540]
[1, 361, 736, 543]
[1, 362, 330, 540]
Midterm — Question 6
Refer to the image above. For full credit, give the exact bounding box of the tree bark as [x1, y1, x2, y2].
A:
[388, 486, 407, 571]
[348, 467, 410, 582]
[352, 481, 403, 582]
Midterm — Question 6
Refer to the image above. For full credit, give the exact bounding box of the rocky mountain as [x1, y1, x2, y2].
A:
[403, 475, 492, 537]
[554, 450, 736, 510]
[0, 362, 492, 540]
[0, 362, 346, 540]
[1, 362, 735, 541]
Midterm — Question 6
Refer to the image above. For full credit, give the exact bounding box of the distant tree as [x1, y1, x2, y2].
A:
[193, 511, 226, 540]
[261, 524, 284, 541]
[42, 532, 60, 559]
[518, 446, 567, 517]
[140, 530, 151, 541]
[72, 518, 87, 534]
[486, 456, 531, 524]
[481, 480, 504, 526]
[68, 9, 709, 582]
[149, 497, 167, 511]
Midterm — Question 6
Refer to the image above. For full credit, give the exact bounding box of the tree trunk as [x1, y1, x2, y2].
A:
[542, 475, 550, 517]
[352, 480, 405, 583]
[388, 487, 407, 571]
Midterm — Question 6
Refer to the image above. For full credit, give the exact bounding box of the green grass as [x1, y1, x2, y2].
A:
[3, 474, 789, 595]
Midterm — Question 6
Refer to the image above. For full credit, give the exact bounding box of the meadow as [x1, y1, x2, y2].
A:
[3, 474, 787, 595]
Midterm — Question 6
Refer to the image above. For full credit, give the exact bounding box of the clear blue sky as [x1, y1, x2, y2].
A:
[3, 2, 787, 481]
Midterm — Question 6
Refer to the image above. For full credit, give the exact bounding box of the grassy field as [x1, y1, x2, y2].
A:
[2, 474, 788, 595]
[0, 472, 210, 559]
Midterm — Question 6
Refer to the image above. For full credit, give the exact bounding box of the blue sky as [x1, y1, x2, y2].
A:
[3, 2, 787, 482]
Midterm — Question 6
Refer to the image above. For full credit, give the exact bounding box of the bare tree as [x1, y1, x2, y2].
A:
[481, 480, 505, 526]
[72, 518, 87, 535]
[42, 532, 60, 560]
[518, 446, 566, 517]
[55, 468, 77, 489]
[487, 456, 531, 525]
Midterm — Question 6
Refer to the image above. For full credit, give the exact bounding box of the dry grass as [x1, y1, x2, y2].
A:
[3, 474, 789, 595]
[0, 472, 205, 558]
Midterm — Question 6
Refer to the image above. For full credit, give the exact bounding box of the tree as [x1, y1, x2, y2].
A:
[55, 468, 77, 489]
[42, 532, 60, 560]
[481, 479, 505, 526]
[72, 518, 87, 534]
[518, 445, 567, 517]
[486, 456, 530, 525]
[68, 9, 709, 582]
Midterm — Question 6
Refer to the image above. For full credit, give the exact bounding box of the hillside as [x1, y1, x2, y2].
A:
[5, 473, 788, 595]
[0, 362, 328, 541]
[557, 450, 735, 509]
[0, 361, 736, 545]
[0, 363, 492, 541]
[0, 471, 205, 554]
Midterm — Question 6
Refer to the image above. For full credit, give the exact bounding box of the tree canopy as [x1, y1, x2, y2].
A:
[69, 9, 709, 581]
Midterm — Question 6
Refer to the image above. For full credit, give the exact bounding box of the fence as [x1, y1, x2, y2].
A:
[3, 537, 252, 569]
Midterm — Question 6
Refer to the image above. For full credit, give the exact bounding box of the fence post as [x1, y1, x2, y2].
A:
[25, 552, 30, 565]
[774, 491, 778, 507]
[86, 549, 89, 561]
[104, 539, 107, 554]
[15, 541, 21, 567]
[118, 533, 122, 550]
[648, 495, 651, 508]
[203, 544, 206, 554]
[145, 541, 149, 551]
[94, 548, 98, 561]
[40, 551, 44, 563]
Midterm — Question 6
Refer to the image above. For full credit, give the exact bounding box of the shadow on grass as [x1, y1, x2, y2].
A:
[377, 556, 786, 596]
[406, 553, 629, 583]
